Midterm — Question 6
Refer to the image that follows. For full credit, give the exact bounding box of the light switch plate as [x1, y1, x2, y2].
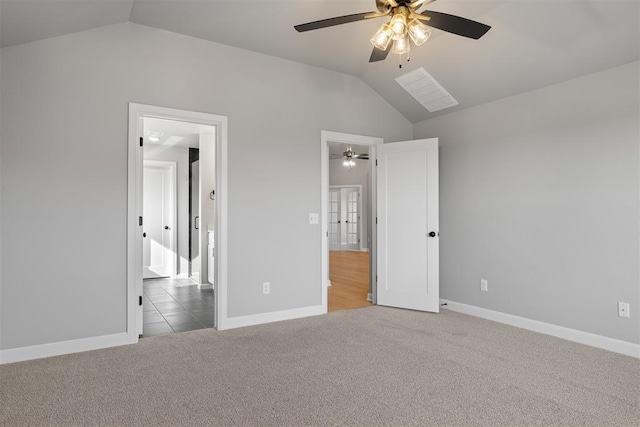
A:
[309, 213, 319, 225]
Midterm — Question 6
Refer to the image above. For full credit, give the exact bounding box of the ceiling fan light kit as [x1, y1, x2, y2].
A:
[371, 23, 393, 50]
[391, 35, 411, 55]
[338, 145, 370, 170]
[343, 159, 357, 168]
[294, 0, 491, 65]
[407, 19, 431, 46]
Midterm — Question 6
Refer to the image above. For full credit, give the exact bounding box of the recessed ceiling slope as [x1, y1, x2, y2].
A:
[1, 1, 638, 124]
[0, 0, 133, 48]
[359, 0, 640, 122]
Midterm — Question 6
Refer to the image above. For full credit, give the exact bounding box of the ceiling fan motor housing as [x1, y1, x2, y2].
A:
[377, 0, 415, 14]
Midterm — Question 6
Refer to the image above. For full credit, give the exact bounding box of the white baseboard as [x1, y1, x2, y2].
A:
[441, 299, 640, 359]
[176, 273, 189, 279]
[327, 280, 332, 287]
[191, 273, 200, 282]
[220, 305, 326, 330]
[366, 293, 373, 302]
[198, 283, 213, 290]
[0, 332, 131, 365]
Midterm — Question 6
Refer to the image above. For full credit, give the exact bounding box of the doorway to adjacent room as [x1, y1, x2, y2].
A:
[320, 131, 441, 316]
[327, 142, 374, 312]
[140, 117, 216, 337]
[127, 103, 229, 343]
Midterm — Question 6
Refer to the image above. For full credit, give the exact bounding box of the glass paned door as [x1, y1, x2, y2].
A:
[345, 188, 359, 250]
[328, 186, 360, 251]
[328, 189, 340, 251]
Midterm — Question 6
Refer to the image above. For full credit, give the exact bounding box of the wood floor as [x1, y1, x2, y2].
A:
[328, 251, 373, 312]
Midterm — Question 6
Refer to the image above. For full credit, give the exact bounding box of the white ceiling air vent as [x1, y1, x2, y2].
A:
[395, 67, 459, 113]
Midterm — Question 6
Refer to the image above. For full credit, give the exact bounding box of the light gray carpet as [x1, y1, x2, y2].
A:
[1, 306, 638, 426]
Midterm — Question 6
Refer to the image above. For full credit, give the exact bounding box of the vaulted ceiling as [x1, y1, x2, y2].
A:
[1, 0, 638, 123]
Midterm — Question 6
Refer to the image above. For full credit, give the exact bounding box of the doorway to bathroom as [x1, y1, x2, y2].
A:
[127, 103, 229, 343]
[139, 117, 216, 337]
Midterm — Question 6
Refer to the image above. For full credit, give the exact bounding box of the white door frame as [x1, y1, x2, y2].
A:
[127, 103, 228, 343]
[329, 185, 364, 251]
[142, 159, 177, 279]
[321, 131, 383, 312]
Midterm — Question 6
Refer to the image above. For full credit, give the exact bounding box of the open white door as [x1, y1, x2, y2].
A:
[377, 138, 439, 312]
[142, 160, 176, 279]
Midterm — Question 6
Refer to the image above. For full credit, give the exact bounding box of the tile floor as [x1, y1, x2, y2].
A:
[142, 278, 215, 337]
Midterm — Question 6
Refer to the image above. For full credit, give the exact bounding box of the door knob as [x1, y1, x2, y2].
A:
[164, 226, 170, 230]
[143, 232, 147, 238]
[428, 231, 437, 237]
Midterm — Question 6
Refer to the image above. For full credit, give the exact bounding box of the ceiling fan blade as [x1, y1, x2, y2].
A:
[369, 44, 391, 62]
[355, 154, 370, 160]
[294, 12, 377, 32]
[420, 10, 491, 39]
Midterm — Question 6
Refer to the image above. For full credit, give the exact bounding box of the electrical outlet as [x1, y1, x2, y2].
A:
[262, 282, 270, 295]
[618, 302, 630, 318]
[480, 279, 488, 292]
[309, 213, 319, 225]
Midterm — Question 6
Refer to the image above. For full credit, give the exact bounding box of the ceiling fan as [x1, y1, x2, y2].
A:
[331, 145, 370, 168]
[294, 0, 491, 64]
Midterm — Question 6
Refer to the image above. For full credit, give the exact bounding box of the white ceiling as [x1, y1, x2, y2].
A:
[1, 0, 638, 123]
[144, 117, 213, 149]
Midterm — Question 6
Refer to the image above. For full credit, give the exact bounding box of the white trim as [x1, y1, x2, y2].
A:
[366, 293, 373, 302]
[176, 273, 190, 279]
[197, 283, 213, 290]
[441, 299, 640, 359]
[223, 305, 325, 330]
[321, 131, 383, 313]
[0, 333, 130, 365]
[128, 103, 228, 338]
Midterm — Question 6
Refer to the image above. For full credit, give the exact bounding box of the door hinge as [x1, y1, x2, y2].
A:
[376, 275, 378, 282]
[326, 231, 329, 237]
[376, 217, 378, 224]
[139, 137, 143, 147]
[375, 159, 378, 166]
[139, 296, 143, 306]
[139, 216, 143, 226]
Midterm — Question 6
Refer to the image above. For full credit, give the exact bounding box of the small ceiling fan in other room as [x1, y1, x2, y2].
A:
[294, 0, 491, 64]
[331, 145, 370, 169]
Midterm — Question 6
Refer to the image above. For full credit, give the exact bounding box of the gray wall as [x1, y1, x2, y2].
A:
[414, 61, 640, 344]
[143, 144, 190, 277]
[0, 23, 412, 350]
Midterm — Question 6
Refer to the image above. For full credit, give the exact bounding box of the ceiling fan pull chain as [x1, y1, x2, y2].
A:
[399, 52, 410, 69]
